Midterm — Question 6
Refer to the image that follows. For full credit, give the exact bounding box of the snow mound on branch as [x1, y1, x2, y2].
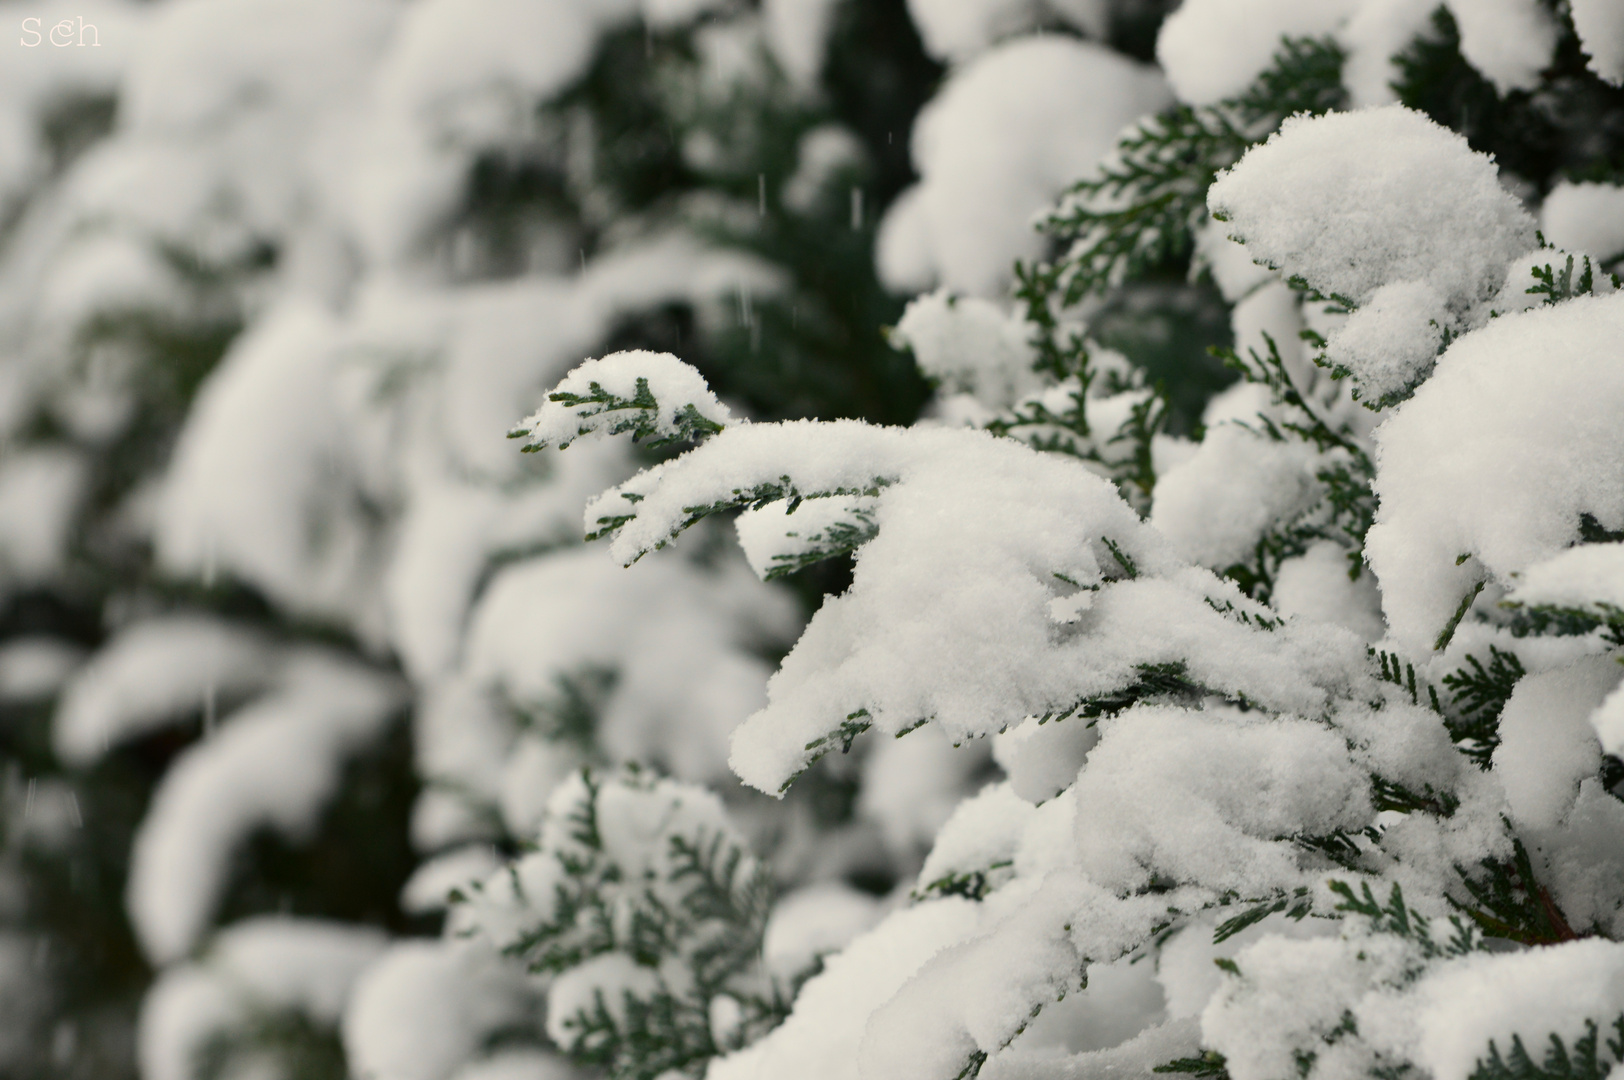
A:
[54, 615, 278, 766]
[761, 882, 885, 981]
[1150, 424, 1321, 570]
[706, 898, 981, 1080]
[158, 302, 383, 637]
[1572, 0, 1624, 85]
[1445, 0, 1559, 95]
[139, 917, 386, 1080]
[1506, 542, 1624, 611]
[905, 0, 1106, 62]
[1340, 0, 1442, 108]
[542, 345, 1386, 792]
[515, 349, 734, 451]
[401, 846, 504, 916]
[1491, 658, 1617, 832]
[764, 0, 842, 86]
[892, 290, 1040, 409]
[0, 447, 86, 588]
[1541, 181, 1624, 262]
[1366, 293, 1624, 653]
[1323, 280, 1449, 404]
[578, 409, 1355, 793]
[1155, 0, 1356, 106]
[343, 940, 540, 1080]
[1072, 706, 1371, 895]
[880, 36, 1169, 296]
[126, 653, 404, 963]
[463, 546, 796, 784]
[1272, 541, 1385, 642]
[1409, 939, 1624, 1080]
[373, 0, 598, 142]
[1209, 106, 1534, 310]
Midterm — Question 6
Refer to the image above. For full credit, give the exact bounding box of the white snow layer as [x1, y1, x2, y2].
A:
[157, 301, 383, 635]
[1541, 181, 1624, 262]
[126, 652, 404, 962]
[1492, 658, 1618, 831]
[878, 36, 1169, 296]
[706, 898, 983, 1080]
[344, 939, 540, 1080]
[54, 615, 277, 766]
[140, 916, 386, 1080]
[1156, 0, 1356, 106]
[463, 546, 797, 784]
[1445, 0, 1559, 94]
[1366, 292, 1624, 652]
[1572, 0, 1624, 84]
[905, 0, 1106, 62]
[1209, 106, 1535, 312]
[572, 396, 1357, 793]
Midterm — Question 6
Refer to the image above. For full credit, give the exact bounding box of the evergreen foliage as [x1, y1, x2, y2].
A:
[8, 2, 1624, 1080]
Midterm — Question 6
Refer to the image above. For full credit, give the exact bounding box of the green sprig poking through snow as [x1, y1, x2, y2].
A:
[452, 767, 782, 1080]
[511, 350, 734, 453]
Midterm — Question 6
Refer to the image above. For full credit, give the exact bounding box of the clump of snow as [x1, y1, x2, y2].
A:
[400, 845, 503, 916]
[876, 184, 940, 294]
[1202, 931, 1411, 1080]
[343, 940, 540, 1080]
[917, 782, 1037, 897]
[992, 716, 1097, 805]
[140, 916, 386, 1080]
[892, 290, 1039, 409]
[1323, 280, 1448, 404]
[126, 652, 404, 962]
[706, 898, 982, 1080]
[157, 301, 384, 637]
[1491, 658, 1617, 831]
[1445, 0, 1559, 95]
[54, 615, 277, 766]
[1209, 107, 1535, 312]
[1155, 0, 1356, 106]
[462, 546, 796, 785]
[1071, 706, 1371, 896]
[763, 0, 842, 86]
[882, 36, 1170, 296]
[761, 882, 885, 982]
[782, 124, 865, 214]
[1366, 292, 1624, 652]
[0, 637, 83, 703]
[1541, 181, 1624, 262]
[0, 447, 86, 589]
[1409, 939, 1624, 1080]
[514, 349, 735, 451]
[1505, 542, 1624, 611]
[905, 0, 1106, 63]
[1572, 0, 1624, 85]
[1340, 0, 1443, 107]
[1272, 541, 1385, 642]
[1149, 424, 1321, 571]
